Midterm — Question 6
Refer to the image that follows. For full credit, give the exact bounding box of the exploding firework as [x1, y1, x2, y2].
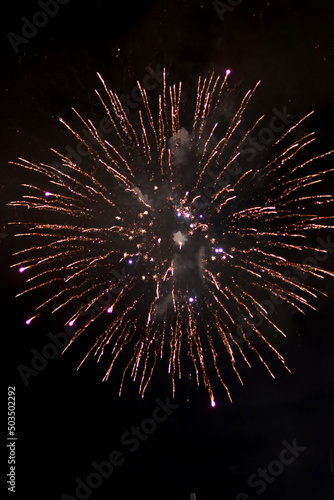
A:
[9, 69, 334, 405]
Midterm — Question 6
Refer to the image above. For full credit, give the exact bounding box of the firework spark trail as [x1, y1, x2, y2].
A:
[9, 69, 334, 405]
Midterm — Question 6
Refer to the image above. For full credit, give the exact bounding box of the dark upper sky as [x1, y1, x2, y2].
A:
[1, 1, 334, 499]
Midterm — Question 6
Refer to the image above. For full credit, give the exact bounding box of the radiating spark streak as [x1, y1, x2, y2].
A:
[212, 311, 243, 391]
[48, 283, 92, 313]
[137, 82, 159, 149]
[207, 288, 235, 326]
[246, 263, 320, 305]
[98, 156, 132, 187]
[200, 122, 218, 162]
[239, 287, 286, 337]
[205, 270, 230, 300]
[275, 111, 315, 146]
[186, 302, 215, 403]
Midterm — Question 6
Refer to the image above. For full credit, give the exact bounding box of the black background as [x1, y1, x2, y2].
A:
[1, 1, 334, 499]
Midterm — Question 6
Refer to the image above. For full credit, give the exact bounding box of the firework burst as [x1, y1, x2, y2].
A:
[9, 69, 334, 405]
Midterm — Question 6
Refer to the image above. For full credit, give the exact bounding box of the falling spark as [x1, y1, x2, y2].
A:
[9, 69, 334, 404]
[25, 315, 37, 325]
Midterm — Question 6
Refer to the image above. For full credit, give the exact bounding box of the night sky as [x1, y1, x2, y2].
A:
[1, 1, 334, 499]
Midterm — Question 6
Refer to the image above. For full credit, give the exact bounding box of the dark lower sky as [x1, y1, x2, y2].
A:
[1, 1, 334, 499]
